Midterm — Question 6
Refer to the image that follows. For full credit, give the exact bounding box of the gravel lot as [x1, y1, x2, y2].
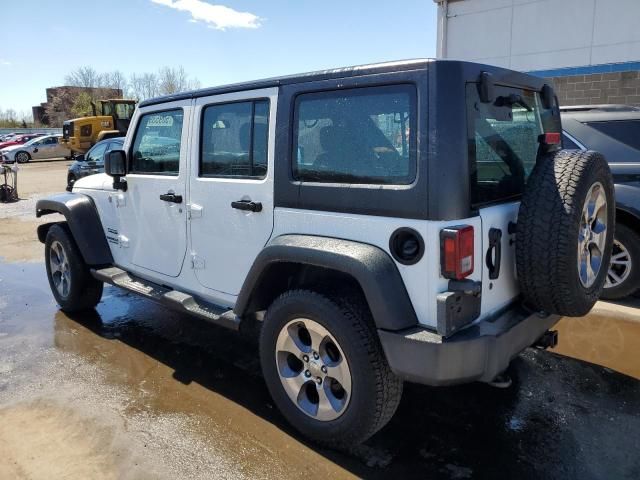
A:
[1, 162, 639, 479]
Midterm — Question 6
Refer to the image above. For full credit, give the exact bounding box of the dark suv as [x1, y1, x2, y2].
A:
[66, 137, 124, 191]
[562, 105, 640, 299]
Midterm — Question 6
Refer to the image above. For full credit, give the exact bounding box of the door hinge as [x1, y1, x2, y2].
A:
[191, 254, 205, 270]
[188, 203, 203, 219]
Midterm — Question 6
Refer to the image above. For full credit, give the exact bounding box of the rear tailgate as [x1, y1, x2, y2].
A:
[467, 83, 556, 318]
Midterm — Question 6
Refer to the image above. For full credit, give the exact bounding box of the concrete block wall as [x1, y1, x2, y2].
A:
[552, 71, 640, 107]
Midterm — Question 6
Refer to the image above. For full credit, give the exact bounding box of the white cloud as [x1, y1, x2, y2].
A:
[0, 60, 11, 67]
[151, 0, 261, 30]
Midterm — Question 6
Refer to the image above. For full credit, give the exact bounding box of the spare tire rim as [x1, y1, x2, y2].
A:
[49, 240, 71, 298]
[275, 318, 352, 421]
[605, 239, 631, 289]
[578, 182, 608, 288]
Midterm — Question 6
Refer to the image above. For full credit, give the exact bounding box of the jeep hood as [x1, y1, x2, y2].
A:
[73, 173, 114, 191]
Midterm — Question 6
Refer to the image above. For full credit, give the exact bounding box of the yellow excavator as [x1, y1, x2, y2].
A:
[61, 99, 137, 155]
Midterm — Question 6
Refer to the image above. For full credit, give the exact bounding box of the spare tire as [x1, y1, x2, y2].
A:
[516, 149, 614, 316]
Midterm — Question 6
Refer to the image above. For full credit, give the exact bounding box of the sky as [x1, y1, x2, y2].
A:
[0, 0, 438, 116]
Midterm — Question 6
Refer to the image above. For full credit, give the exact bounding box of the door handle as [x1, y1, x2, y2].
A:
[159, 193, 183, 203]
[231, 199, 262, 212]
[485, 228, 502, 280]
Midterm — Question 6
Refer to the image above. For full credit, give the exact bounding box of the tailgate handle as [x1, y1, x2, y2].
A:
[486, 228, 502, 280]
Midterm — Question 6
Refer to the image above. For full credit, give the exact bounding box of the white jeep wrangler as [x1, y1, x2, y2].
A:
[36, 59, 614, 447]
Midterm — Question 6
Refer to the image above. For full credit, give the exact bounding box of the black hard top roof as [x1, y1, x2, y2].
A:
[138, 58, 550, 108]
[138, 59, 433, 108]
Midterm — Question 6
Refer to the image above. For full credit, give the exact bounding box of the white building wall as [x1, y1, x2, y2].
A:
[436, 0, 640, 71]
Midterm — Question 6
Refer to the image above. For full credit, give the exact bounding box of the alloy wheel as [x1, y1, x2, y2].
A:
[577, 182, 608, 288]
[275, 318, 351, 421]
[49, 240, 71, 298]
[605, 239, 631, 289]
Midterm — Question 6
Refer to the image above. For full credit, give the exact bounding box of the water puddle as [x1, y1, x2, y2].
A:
[554, 314, 640, 380]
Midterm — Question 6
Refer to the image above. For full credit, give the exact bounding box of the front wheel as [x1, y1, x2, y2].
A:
[259, 290, 403, 448]
[601, 223, 640, 300]
[45, 224, 103, 312]
[15, 151, 30, 163]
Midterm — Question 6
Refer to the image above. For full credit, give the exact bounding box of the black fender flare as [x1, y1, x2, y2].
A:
[235, 234, 419, 331]
[36, 192, 113, 266]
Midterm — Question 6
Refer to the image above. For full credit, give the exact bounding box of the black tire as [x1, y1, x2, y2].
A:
[45, 223, 103, 312]
[67, 174, 76, 191]
[516, 150, 615, 316]
[15, 151, 30, 163]
[259, 290, 402, 448]
[600, 223, 640, 300]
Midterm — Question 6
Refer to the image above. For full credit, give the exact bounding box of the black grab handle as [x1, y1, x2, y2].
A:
[486, 228, 502, 280]
[231, 200, 262, 212]
[159, 193, 183, 203]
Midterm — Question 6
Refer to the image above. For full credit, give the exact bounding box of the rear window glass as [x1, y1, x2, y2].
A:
[586, 120, 640, 151]
[467, 84, 557, 206]
[292, 85, 417, 185]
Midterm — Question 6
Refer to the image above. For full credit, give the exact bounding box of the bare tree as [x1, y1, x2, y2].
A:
[65, 66, 103, 88]
[130, 72, 159, 101]
[104, 70, 129, 96]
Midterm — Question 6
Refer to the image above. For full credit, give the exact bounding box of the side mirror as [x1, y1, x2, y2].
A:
[105, 150, 127, 191]
[105, 150, 127, 176]
[74, 154, 85, 162]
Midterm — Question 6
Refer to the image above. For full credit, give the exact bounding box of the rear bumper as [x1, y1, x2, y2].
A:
[378, 305, 560, 386]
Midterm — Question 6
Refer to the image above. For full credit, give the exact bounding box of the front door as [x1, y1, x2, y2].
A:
[188, 88, 277, 295]
[116, 103, 191, 278]
[31, 137, 56, 159]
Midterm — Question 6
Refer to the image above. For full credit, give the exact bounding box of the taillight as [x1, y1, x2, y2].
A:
[539, 132, 561, 145]
[440, 226, 474, 280]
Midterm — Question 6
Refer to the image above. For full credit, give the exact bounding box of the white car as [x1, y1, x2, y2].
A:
[1, 134, 71, 163]
[35, 59, 614, 447]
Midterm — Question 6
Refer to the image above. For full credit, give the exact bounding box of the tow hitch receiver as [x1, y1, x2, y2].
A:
[533, 330, 558, 350]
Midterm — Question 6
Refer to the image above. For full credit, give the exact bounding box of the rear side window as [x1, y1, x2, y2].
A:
[130, 109, 183, 175]
[586, 120, 640, 151]
[200, 100, 269, 178]
[467, 84, 555, 206]
[292, 85, 416, 185]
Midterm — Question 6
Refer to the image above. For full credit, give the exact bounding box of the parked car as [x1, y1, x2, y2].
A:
[1, 134, 71, 163]
[67, 137, 124, 190]
[36, 59, 613, 447]
[562, 105, 640, 299]
[0, 133, 46, 150]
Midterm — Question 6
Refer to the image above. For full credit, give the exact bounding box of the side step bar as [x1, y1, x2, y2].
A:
[92, 267, 240, 331]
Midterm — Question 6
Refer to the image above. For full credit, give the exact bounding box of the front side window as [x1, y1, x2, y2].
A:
[293, 85, 416, 185]
[130, 109, 183, 175]
[200, 100, 269, 178]
[468, 84, 557, 206]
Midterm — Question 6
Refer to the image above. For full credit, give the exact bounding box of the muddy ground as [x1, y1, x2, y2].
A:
[1, 162, 639, 479]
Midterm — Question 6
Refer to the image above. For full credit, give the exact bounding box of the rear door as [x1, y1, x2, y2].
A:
[188, 88, 276, 295]
[467, 84, 556, 316]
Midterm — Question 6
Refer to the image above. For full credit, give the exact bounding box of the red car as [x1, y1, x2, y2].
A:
[0, 133, 46, 150]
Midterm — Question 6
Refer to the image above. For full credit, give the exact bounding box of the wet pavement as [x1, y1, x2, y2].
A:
[1, 260, 639, 479]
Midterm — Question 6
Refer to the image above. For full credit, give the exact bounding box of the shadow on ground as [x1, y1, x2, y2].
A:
[2, 261, 640, 479]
